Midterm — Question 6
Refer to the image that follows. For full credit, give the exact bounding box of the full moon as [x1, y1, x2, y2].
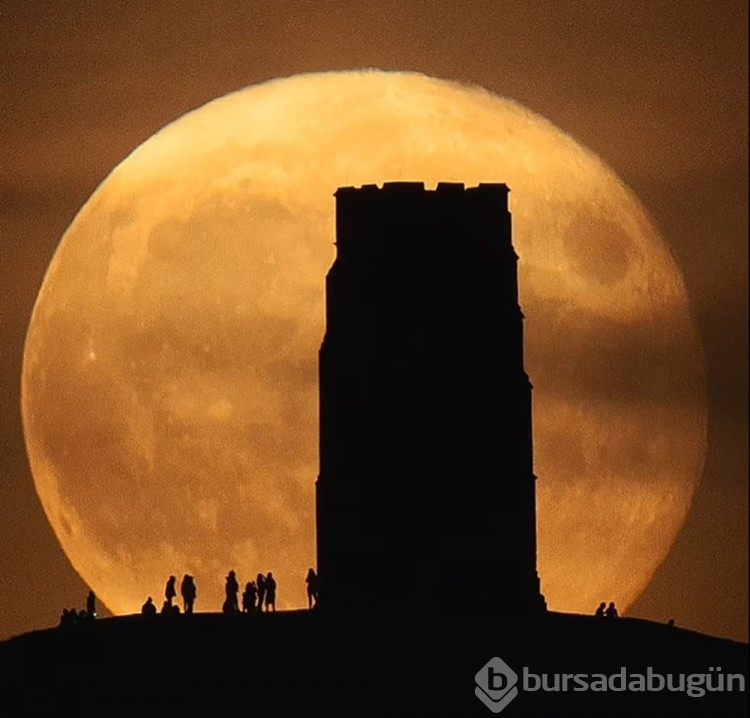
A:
[21, 71, 706, 617]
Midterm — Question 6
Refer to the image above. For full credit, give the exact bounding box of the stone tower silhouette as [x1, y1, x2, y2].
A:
[316, 181, 546, 615]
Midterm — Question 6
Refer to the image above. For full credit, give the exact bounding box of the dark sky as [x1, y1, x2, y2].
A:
[0, 1, 746, 642]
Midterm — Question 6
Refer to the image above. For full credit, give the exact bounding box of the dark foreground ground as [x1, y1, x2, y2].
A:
[0, 609, 747, 716]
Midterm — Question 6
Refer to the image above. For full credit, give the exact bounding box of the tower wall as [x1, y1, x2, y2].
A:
[316, 181, 546, 615]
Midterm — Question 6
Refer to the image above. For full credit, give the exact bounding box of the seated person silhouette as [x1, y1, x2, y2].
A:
[594, 601, 606, 619]
[161, 600, 175, 615]
[604, 601, 619, 619]
[141, 596, 157, 616]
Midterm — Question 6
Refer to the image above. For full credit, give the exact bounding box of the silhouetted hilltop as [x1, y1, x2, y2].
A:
[0, 610, 746, 716]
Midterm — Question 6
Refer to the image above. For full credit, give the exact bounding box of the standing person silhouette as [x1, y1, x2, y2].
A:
[181, 574, 197, 614]
[242, 582, 257, 614]
[265, 571, 277, 612]
[305, 568, 319, 609]
[165, 575, 177, 607]
[256, 573, 266, 613]
[86, 590, 97, 619]
[225, 570, 239, 613]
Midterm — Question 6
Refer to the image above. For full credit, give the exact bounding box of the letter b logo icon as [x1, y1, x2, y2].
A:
[489, 668, 507, 691]
[475, 656, 519, 713]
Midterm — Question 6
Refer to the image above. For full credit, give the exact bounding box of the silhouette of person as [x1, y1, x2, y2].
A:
[60, 608, 73, 627]
[256, 573, 266, 613]
[141, 597, 157, 616]
[225, 570, 239, 613]
[305, 568, 319, 609]
[605, 601, 619, 619]
[165, 575, 177, 607]
[161, 600, 172, 615]
[667, 618, 675, 627]
[86, 590, 97, 619]
[595, 601, 606, 619]
[265, 571, 277, 612]
[242, 581, 257, 613]
[181, 574, 197, 614]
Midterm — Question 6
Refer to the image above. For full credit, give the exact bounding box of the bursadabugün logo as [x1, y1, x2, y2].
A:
[475, 656, 746, 713]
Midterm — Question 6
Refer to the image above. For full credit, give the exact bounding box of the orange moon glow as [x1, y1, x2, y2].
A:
[21, 71, 706, 617]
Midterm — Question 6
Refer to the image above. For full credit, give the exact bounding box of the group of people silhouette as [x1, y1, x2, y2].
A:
[141, 574, 198, 616]
[62, 570, 320, 626]
[236, 571, 276, 613]
[223, 570, 280, 613]
[594, 601, 619, 619]
[59, 590, 98, 626]
[137, 568, 320, 616]
[61, 577, 616, 628]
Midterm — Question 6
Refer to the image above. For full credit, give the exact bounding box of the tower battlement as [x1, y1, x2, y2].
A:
[335, 180, 509, 198]
[332, 182, 514, 262]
